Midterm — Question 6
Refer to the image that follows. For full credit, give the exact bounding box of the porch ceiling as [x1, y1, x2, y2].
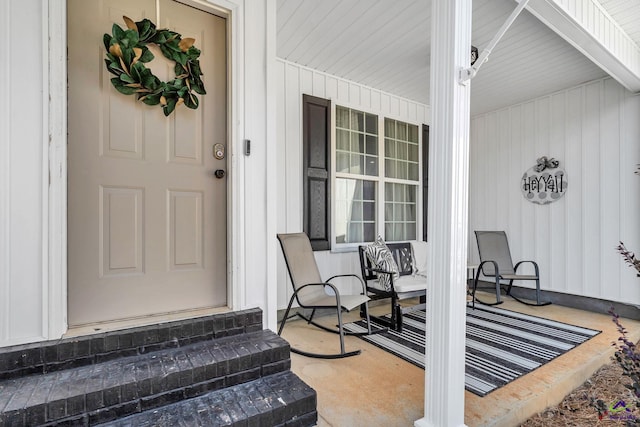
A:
[276, 0, 638, 115]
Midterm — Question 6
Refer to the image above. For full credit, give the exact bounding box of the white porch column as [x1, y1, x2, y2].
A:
[415, 1, 471, 426]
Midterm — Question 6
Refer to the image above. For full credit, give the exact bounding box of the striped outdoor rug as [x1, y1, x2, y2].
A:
[343, 305, 600, 397]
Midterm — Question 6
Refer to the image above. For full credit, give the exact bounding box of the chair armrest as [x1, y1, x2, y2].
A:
[370, 267, 395, 275]
[294, 282, 343, 306]
[362, 266, 396, 282]
[513, 260, 539, 276]
[327, 274, 367, 295]
[478, 260, 500, 278]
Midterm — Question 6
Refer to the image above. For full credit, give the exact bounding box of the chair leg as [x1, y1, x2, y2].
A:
[277, 295, 296, 336]
[472, 271, 478, 309]
[336, 306, 347, 355]
[472, 271, 504, 307]
[361, 301, 373, 334]
[395, 303, 403, 332]
[279, 293, 364, 358]
[507, 278, 551, 306]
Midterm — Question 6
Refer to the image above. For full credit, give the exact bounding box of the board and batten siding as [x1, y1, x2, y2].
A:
[276, 59, 430, 309]
[469, 77, 640, 305]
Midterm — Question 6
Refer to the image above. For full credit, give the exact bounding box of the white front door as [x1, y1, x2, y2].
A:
[67, 0, 228, 326]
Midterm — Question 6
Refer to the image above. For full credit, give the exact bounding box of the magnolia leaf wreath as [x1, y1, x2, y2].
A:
[103, 16, 206, 116]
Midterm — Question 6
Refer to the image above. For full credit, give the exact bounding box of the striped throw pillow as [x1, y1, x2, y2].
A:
[364, 236, 399, 291]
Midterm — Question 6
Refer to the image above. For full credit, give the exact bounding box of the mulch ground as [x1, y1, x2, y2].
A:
[521, 361, 639, 426]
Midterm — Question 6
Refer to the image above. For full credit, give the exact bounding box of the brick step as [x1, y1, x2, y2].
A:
[0, 309, 263, 381]
[0, 329, 291, 426]
[96, 371, 317, 427]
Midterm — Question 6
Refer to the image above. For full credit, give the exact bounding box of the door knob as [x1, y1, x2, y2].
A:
[214, 169, 226, 179]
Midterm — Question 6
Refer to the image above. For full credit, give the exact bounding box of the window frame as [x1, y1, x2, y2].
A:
[330, 102, 424, 252]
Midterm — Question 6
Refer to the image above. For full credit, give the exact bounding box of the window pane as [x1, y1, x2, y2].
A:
[384, 118, 395, 138]
[351, 110, 364, 131]
[363, 201, 375, 220]
[336, 152, 349, 172]
[397, 162, 407, 180]
[385, 223, 394, 241]
[335, 105, 377, 178]
[336, 106, 349, 129]
[337, 129, 350, 151]
[354, 133, 364, 153]
[336, 152, 349, 173]
[395, 184, 405, 201]
[406, 185, 416, 202]
[408, 144, 419, 161]
[406, 223, 416, 239]
[394, 224, 403, 239]
[385, 202, 393, 221]
[353, 181, 363, 199]
[408, 163, 419, 181]
[335, 178, 376, 244]
[363, 181, 375, 201]
[385, 159, 396, 179]
[408, 124, 418, 143]
[366, 135, 377, 155]
[349, 223, 363, 242]
[384, 118, 419, 183]
[397, 122, 407, 141]
[384, 183, 418, 241]
[351, 201, 363, 220]
[398, 142, 407, 160]
[365, 114, 377, 134]
[405, 204, 416, 221]
[385, 182, 393, 200]
[385, 139, 395, 158]
[394, 204, 403, 221]
[350, 154, 364, 174]
[365, 156, 378, 176]
[363, 223, 375, 242]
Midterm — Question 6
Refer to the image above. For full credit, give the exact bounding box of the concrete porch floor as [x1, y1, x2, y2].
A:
[279, 292, 640, 427]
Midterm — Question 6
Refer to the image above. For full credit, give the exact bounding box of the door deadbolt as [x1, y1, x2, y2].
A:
[214, 169, 226, 179]
[213, 143, 225, 160]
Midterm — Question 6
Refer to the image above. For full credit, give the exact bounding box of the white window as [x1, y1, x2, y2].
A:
[334, 106, 421, 248]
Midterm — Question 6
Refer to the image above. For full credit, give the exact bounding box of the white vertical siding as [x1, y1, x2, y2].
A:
[276, 59, 430, 309]
[0, 0, 46, 345]
[470, 77, 640, 305]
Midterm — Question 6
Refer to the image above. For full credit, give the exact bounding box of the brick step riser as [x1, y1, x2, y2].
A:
[0, 331, 292, 426]
[2, 362, 294, 425]
[96, 371, 317, 427]
[0, 308, 321, 427]
[0, 309, 263, 381]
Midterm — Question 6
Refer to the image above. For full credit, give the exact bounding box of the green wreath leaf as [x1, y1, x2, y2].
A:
[103, 16, 206, 117]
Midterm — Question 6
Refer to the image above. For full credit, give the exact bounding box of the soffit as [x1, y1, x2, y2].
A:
[276, 0, 610, 115]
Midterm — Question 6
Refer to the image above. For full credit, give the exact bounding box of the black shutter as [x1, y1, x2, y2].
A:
[303, 94, 331, 251]
[422, 124, 429, 242]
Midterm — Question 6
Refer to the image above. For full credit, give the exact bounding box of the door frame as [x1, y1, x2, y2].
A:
[47, 0, 246, 336]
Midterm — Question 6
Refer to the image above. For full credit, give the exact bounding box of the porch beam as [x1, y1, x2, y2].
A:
[415, 1, 471, 427]
[524, 0, 640, 92]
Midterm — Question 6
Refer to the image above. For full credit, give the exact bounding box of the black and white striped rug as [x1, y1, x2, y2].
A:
[343, 305, 600, 397]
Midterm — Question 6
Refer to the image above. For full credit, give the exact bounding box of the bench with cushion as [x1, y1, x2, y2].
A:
[358, 239, 427, 331]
